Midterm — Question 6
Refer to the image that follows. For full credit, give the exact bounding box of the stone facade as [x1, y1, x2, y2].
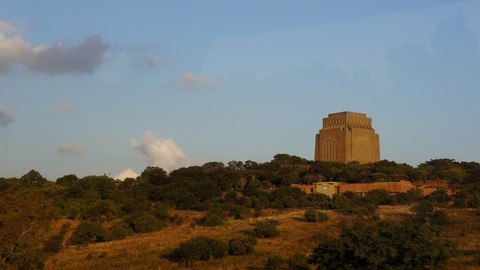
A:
[292, 180, 453, 197]
[339, 180, 413, 195]
[315, 111, 380, 164]
[292, 182, 339, 197]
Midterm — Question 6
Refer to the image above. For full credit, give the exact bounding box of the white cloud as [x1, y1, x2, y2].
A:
[130, 131, 190, 171]
[48, 103, 78, 115]
[58, 144, 85, 156]
[0, 21, 16, 33]
[0, 21, 109, 75]
[114, 168, 139, 181]
[177, 72, 220, 90]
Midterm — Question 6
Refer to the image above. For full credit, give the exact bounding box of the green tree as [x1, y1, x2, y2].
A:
[69, 222, 108, 245]
[309, 220, 456, 269]
[167, 237, 228, 266]
[20, 169, 47, 186]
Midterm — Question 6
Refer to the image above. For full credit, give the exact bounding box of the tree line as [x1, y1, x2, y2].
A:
[0, 154, 479, 268]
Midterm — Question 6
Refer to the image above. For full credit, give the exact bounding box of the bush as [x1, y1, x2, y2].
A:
[198, 213, 225, 227]
[304, 210, 329, 222]
[286, 254, 310, 270]
[69, 222, 107, 245]
[249, 220, 279, 238]
[264, 256, 284, 270]
[43, 235, 64, 253]
[108, 221, 133, 240]
[228, 236, 257, 255]
[153, 202, 169, 221]
[427, 188, 450, 205]
[167, 237, 228, 266]
[309, 220, 456, 269]
[123, 211, 163, 233]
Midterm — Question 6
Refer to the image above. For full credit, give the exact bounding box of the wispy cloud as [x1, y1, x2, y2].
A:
[140, 55, 162, 69]
[58, 144, 85, 156]
[114, 168, 139, 181]
[0, 107, 14, 128]
[48, 103, 78, 115]
[130, 131, 190, 171]
[177, 72, 220, 90]
[0, 21, 109, 75]
[0, 110, 13, 128]
[91, 134, 114, 143]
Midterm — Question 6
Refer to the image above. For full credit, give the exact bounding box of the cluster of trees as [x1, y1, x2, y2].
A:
[166, 220, 278, 266]
[0, 154, 479, 269]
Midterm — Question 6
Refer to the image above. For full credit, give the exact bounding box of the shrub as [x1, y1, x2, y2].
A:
[249, 220, 279, 238]
[120, 199, 151, 214]
[309, 220, 456, 269]
[69, 222, 107, 245]
[199, 213, 225, 227]
[286, 254, 310, 270]
[123, 211, 163, 233]
[84, 200, 118, 221]
[108, 221, 133, 240]
[264, 256, 284, 270]
[228, 236, 257, 255]
[43, 235, 64, 253]
[304, 210, 329, 222]
[167, 237, 228, 266]
[427, 188, 450, 205]
[153, 202, 169, 220]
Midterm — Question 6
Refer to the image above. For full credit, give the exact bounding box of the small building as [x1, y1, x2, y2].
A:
[292, 182, 340, 197]
[292, 180, 453, 197]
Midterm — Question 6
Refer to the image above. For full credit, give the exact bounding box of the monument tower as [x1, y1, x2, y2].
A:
[314, 111, 380, 164]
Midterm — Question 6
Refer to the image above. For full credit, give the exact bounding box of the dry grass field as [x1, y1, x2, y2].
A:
[45, 206, 480, 270]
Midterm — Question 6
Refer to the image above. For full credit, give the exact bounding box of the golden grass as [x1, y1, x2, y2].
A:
[44, 207, 480, 270]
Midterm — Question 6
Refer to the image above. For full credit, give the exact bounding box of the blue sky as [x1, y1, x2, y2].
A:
[0, 0, 479, 180]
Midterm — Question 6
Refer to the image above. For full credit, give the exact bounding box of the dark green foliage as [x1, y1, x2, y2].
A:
[248, 220, 279, 238]
[307, 193, 331, 209]
[427, 188, 450, 205]
[69, 221, 107, 245]
[123, 211, 163, 233]
[84, 199, 118, 221]
[269, 186, 306, 208]
[309, 220, 456, 270]
[453, 190, 480, 208]
[153, 202, 169, 220]
[264, 256, 284, 270]
[108, 221, 133, 240]
[141, 166, 168, 185]
[120, 198, 151, 214]
[56, 174, 78, 186]
[198, 213, 225, 227]
[20, 169, 48, 187]
[228, 236, 257, 255]
[395, 188, 424, 204]
[304, 209, 329, 222]
[167, 237, 228, 266]
[286, 254, 310, 270]
[330, 193, 378, 217]
[43, 235, 64, 253]
[365, 189, 393, 205]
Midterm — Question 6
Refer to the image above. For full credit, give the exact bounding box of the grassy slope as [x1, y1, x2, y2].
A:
[45, 207, 479, 270]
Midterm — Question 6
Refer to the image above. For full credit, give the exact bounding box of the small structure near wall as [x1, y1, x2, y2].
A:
[292, 182, 339, 197]
[292, 180, 453, 197]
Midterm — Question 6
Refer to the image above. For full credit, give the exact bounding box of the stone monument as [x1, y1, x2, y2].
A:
[314, 111, 380, 164]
